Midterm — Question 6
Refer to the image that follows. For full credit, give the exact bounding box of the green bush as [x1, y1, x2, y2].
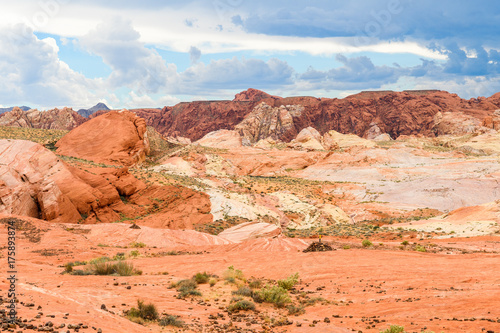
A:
[343, 245, 351, 250]
[380, 325, 405, 333]
[228, 300, 256, 312]
[362, 239, 373, 248]
[87, 260, 141, 276]
[416, 245, 427, 252]
[193, 272, 210, 284]
[253, 285, 291, 308]
[401, 240, 409, 246]
[277, 273, 299, 290]
[128, 300, 158, 321]
[159, 315, 184, 327]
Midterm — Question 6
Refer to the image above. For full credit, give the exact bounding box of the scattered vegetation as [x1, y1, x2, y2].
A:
[192, 272, 210, 284]
[277, 273, 299, 290]
[379, 325, 406, 333]
[127, 300, 159, 324]
[362, 239, 373, 248]
[224, 265, 245, 284]
[159, 315, 184, 328]
[228, 299, 256, 312]
[253, 285, 292, 308]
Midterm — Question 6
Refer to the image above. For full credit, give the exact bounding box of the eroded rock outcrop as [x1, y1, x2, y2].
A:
[195, 129, 242, 149]
[56, 110, 150, 166]
[0, 140, 131, 223]
[0, 107, 86, 130]
[235, 103, 302, 145]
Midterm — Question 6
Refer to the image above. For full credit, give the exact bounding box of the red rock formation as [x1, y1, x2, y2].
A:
[56, 110, 150, 167]
[0, 107, 86, 130]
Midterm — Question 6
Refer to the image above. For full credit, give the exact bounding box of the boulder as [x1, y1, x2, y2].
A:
[56, 110, 150, 166]
[195, 129, 242, 149]
[288, 126, 325, 151]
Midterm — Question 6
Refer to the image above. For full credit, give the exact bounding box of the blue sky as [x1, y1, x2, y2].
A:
[0, 0, 499, 109]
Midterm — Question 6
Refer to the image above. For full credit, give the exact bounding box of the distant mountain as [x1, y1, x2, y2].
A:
[0, 106, 30, 114]
[77, 103, 110, 118]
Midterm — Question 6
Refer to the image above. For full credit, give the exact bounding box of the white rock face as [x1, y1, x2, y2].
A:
[218, 221, 281, 243]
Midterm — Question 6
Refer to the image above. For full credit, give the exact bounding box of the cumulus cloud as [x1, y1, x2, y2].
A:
[298, 54, 403, 90]
[0, 24, 98, 107]
[179, 57, 295, 92]
[79, 17, 179, 94]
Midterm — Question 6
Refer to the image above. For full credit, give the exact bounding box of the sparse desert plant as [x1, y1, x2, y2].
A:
[287, 304, 305, 316]
[129, 241, 146, 248]
[401, 240, 409, 246]
[224, 265, 245, 284]
[362, 239, 373, 248]
[209, 278, 217, 287]
[193, 272, 210, 284]
[228, 300, 256, 312]
[127, 300, 159, 322]
[248, 279, 263, 289]
[343, 245, 351, 250]
[379, 325, 406, 333]
[416, 245, 427, 252]
[115, 261, 141, 276]
[91, 261, 116, 275]
[277, 273, 299, 290]
[253, 285, 291, 308]
[174, 279, 202, 298]
[113, 252, 126, 261]
[129, 250, 140, 258]
[232, 286, 253, 297]
[159, 315, 184, 327]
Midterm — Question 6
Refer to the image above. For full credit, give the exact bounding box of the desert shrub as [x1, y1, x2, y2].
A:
[287, 304, 305, 316]
[379, 325, 405, 333]
[193, 272, 210, 284]
[277, 273, 299, 290]
[362, 239, 373, 248]
[416, 245, 427, 252]
[175, 279, 202, 298]
[113, 252, 126, 261]
[159, 315, 184, 327]
[88, 256, 111, 265]
[401, 240, 409, 246]
[224, 266, 245, 284]
[232, 286, 253, 297]
[70, 269, 93, 276]
[248, 279, 263, 289]
[129, 250, 140, 258]
[228, 300, 256, 312]
[87, 260, 141, 276]
[343, 245, 351, 250]
[91, 261, 116, 275]
[253, 285, 291, 308]
[129, 242, 146, 248]
[115, 261, 141, 276]
[128, 300, 158, 321]
[64, 263, 73, 273]
[209, 278, 217, 287]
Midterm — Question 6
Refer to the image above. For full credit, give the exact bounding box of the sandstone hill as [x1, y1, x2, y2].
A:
[0, 106, 86, 130]
[3, 89, 500, 143]
[55, 110, 150, 166]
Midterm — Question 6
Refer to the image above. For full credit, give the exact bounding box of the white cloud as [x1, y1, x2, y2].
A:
[127, 91, 180, 108]
[79, 17, 179, 94]
[0, 24, 99, 108]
